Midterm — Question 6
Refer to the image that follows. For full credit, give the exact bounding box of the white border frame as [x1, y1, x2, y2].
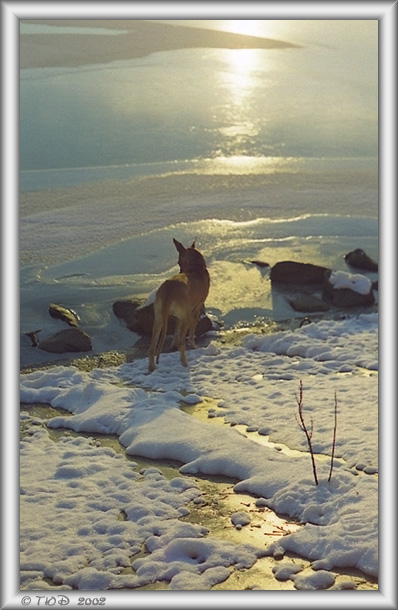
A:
[1, 1, 396, 609]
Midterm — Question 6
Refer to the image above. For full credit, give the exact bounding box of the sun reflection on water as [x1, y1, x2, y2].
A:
[214, 46, 274, 162]
[203, 155, 299, 175]
[220, 48, 266, 103]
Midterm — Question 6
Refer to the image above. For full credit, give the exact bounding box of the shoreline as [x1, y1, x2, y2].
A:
[20, 307, 378, 375]
[20, 20, 300, 70]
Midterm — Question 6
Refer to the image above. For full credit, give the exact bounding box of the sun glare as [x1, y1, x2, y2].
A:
[215, 47, 266, 157]
[221, 20, 266, 38]
[219, 20, 292, 42]
[221, 48, 264, 103]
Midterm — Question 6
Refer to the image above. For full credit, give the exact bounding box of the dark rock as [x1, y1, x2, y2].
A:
[195, 314, 214, 336]
[249, 260, 270, 269]
[344, 249, 378, 272]
[132, 304, 159, 336]
[135, 303, 213, 338]
[49, 303, 79, 327]
[113, 299, 214, 338]
[38, 328, 92, 353]
[112, 300, 142, 330]
[288, 294, 330, 313]
[322, 270, 375, 308]
[25, 329, 41, 347]
[270, 261, 330, 284]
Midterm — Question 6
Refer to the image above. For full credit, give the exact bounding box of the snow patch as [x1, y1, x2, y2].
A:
[328, 270, 372, 294]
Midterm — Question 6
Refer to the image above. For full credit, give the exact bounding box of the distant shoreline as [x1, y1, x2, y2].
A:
[20, 19, 301, 69]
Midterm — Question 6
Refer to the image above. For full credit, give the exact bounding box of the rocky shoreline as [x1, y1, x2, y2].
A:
[21, 249, 378, 373]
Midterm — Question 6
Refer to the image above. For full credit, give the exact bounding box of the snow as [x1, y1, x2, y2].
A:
[293, 569, 336, 591]
[328, 270, 372, 295]
[272, 561, 302, 581]
[20, 428, 212, 590]
[132, 536, 258, 589]
[231, 511, 252, 528]
[20, 312, 378, 590]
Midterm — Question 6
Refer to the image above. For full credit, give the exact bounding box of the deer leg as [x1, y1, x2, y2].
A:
[156, 325, 168, 364]
[148, 319, 162, 372]
[187, 306, 201, 349]
[170, 319, 181, 350]
[179, 317, 190, 367]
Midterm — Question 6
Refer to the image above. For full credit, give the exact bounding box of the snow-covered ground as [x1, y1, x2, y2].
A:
[20, 312, 378, 591]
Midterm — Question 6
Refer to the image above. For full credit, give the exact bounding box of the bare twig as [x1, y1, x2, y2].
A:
[295, 380, 318, 486]
[328, 391, 338, 483]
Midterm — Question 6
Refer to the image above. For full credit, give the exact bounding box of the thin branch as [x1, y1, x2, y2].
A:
[328, 391, 338, 483]
[308, 417, 314, 440]
[296, 380, 318, 486]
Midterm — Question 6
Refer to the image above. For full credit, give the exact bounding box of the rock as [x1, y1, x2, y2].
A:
[113, 300, 214, 338]
[25, 329, 41, 347]
[38, 328, 92, 353]
[112, 300, 142, 330]
[288, 294, 330, 313]
[270, 261, 330, 284]
[134, 303, 213, 337]
[345, 249, 378, 272]
[132, 303, 161, 336]
[249, 260, 270, 268]
[49, 303, 79, 327]
[194, 314, 213, 336]
[299, 317, 312, 328]
[323, 270, 375, 308]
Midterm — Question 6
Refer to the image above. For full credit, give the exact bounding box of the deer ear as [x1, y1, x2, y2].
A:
[191, 241, 196, 249]
[173, 238, 185, 253]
